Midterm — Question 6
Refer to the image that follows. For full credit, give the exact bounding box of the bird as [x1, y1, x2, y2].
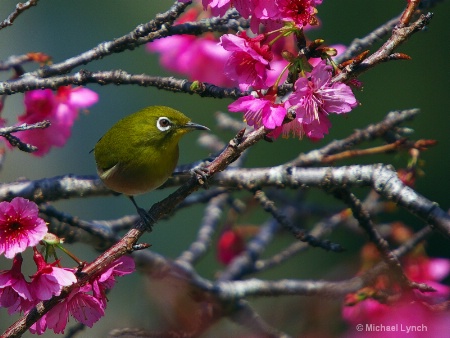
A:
[92, 105, 209, 225]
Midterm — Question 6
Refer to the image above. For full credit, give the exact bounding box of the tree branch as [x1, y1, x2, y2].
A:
[333, 12, 433, 83]
[0, 0, 39, 31]
[214, 164, 450, 237]
[0, 120, 50, 152]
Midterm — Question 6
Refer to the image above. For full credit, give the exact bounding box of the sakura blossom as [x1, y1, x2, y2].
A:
[220, 32, 273, 90]
[228, 94, 287, 130]
[282, 60, 357, 139]
[0, 197, 48, 259]
[15, 86, 98, 156]
[0, 255, 32, 314]
[28, 249, 77, 301]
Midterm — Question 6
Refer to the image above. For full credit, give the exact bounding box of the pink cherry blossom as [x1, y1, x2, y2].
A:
[285, 60, 357, 139]
[248, 0, 322, 32]
[220, 31, 273, 90]
[276, 0, 322, 28]
[232, 0, 255, 19]
[0, 197, 48, 259]
[270, 110, 332, 140]
[404, 256, 450, 283]
[0, 254, 32, 313]
[342, 253, 450, 336]
[90, 256, 135, 306]
[250, 1, 283, 32]
[148, 34, 197, 74]
[229, 94, 287, 130]
[150, 34, 233, 87]
[187, 36, 235, 86]
[147, 9, 234, 87]
[202, 0, 232, 16]
[46, 285, 105, 334]
[29, 314, 47, 335]
[29, 248, 77, 301]
[28, 257, 133, 334]
[15, 86, 98, 156]
[343, 298, 449, 338]
[197, 0, 254, 18]
[302, 113, 332, 140]
[426, 258, 450, 281]
[289, 61, 357, 119]
[147, 8, 198, 75]
[29, 284, 105, 335]
[342, 297, 390, 326]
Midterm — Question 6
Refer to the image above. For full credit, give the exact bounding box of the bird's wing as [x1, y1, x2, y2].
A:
[98, 162, 119, 181]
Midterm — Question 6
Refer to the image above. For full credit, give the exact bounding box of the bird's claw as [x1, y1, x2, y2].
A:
[137, 207, 155, 229]
[191, 167, 210, 189]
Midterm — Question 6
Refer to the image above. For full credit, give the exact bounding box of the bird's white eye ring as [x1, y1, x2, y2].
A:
[157, 117, 172, 131]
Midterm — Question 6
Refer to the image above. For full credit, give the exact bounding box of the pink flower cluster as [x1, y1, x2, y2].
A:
[148, 0, 323, 88]
[9, 86, 98, 156]
[341, 229, 450, 337]
[0, 197, 135, 334]
[30, 255, 134, 334]
[342, 257, 450, 337]
[147, 8, 234, 87]
[229, 60, 357, 140]
[187, 0, 322, 32]
[150, 0, 358, 140]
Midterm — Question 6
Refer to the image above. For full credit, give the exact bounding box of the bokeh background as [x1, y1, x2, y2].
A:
[0, 1, 449, 336]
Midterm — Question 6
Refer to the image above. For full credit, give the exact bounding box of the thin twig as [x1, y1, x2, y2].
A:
[0, 120, 50, 152]
[176, 193, 230, 265]
[254, 208, 351, 272]
[39, 205, 120, 246]
[0, 0, 39, 30]
[288, 109, 420, 167]
[252, 189, 343, 252]
[333, 13, 433, 83]
[330, 188, 419, 290]
[34, 1, 189, 79]
[321, 138, 436, 164]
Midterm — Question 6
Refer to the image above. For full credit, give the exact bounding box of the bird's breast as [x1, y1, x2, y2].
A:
[99, 148, 179, 196]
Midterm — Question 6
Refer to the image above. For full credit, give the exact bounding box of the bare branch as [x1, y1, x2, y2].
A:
[215, 164, 450, 238]
[330, 188, 430, 291]
[0, 0, 39, 31]
[252, 189, 343, 252]
[32, 1, 189, 79]
[289, 109, 419, 167]
[0, 69, 244, 98]
[0, 120, 50, 152]
[0, 174, 105, 203]
[176, 193, 229, 265]
[333, 13, 433, 83]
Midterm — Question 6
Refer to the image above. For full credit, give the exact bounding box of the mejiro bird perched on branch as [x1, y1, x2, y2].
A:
[92, 105, 209, 225]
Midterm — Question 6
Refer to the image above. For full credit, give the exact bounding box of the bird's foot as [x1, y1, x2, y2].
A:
[136, 207, 156, 230]
[129, 196, 155, 230]
[190, 167, 210, 189]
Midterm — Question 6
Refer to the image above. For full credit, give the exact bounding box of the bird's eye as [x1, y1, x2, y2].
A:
[157, 117, 172, 132]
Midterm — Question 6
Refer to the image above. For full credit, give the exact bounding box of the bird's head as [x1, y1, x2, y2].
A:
[126, 106, 209, 148]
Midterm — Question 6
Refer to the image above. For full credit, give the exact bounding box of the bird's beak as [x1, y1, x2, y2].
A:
[183, 121, 210, 131]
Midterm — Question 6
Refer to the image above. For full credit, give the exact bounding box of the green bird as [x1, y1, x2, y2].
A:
[92, 105, 209, 223]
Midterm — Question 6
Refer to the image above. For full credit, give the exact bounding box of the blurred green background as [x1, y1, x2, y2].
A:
[0, 1, 449, 337]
